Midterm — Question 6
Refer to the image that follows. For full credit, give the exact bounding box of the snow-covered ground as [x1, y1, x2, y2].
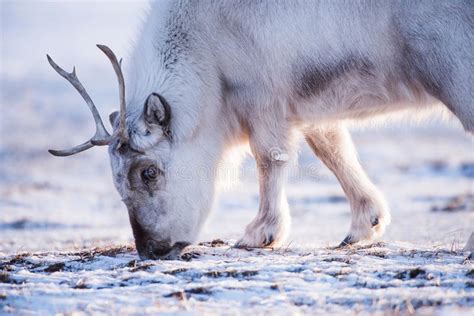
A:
[1, 1, 473, 315]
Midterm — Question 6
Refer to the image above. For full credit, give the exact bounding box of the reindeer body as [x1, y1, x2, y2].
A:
[50, 0, 473, 258]
[128, 0, 472, 131]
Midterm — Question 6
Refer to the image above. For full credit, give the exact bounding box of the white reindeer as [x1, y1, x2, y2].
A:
[48, 0, 473, 259]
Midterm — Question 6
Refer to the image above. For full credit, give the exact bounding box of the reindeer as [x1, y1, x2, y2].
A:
[48, 1, 473, 259]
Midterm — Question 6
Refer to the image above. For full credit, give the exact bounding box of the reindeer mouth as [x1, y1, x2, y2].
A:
[140, 241, 191, 260]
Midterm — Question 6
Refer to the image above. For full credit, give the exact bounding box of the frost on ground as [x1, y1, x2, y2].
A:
[1, 242, 473, 315]
[1, 2, 473, 315]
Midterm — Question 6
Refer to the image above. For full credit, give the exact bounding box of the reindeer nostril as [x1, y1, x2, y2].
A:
[146, 239, 172, 258]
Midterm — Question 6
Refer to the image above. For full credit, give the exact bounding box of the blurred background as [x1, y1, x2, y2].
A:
[1, 0, 473, 255]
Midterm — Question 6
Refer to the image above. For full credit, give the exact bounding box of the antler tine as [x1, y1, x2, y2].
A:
[48, 140, 95, 157]
[96, 44, 128, 143]
[47, 54, 112, 156]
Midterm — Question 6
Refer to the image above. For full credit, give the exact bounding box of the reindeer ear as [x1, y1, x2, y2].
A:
[144, 93, 171, 127]
[109, 111, 119, 128]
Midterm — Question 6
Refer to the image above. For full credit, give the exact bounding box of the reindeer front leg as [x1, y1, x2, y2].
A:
[235, 127, 295, 248]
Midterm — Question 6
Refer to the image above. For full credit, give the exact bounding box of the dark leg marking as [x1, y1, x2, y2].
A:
[371, 216, 379, 227]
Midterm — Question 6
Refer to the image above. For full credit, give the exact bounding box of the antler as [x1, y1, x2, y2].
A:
[47, 55, 112, 156]
[47, 44, 128, 157]
[97, 44, 128, 145]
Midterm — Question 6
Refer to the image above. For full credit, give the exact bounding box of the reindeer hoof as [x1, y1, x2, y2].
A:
[263, 234, 274, 247]
[233, 242, 243, 249]
[338, 235, 354, 248]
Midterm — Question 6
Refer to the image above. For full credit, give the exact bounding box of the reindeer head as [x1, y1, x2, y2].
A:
[48, 45, 205, 260]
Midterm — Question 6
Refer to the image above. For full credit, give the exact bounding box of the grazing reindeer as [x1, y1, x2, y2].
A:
[48, 1, 473, 259]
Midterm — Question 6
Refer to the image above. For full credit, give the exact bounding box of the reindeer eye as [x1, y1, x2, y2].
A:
[142, 165, 158, 181]
[145, 129, 151, 136]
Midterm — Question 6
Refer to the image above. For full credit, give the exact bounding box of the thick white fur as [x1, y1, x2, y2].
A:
[109, 0, 473, 251]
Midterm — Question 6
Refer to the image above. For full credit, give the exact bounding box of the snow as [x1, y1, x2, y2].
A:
[1, 1, 473, 315]
[1, 243, 473, 314]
